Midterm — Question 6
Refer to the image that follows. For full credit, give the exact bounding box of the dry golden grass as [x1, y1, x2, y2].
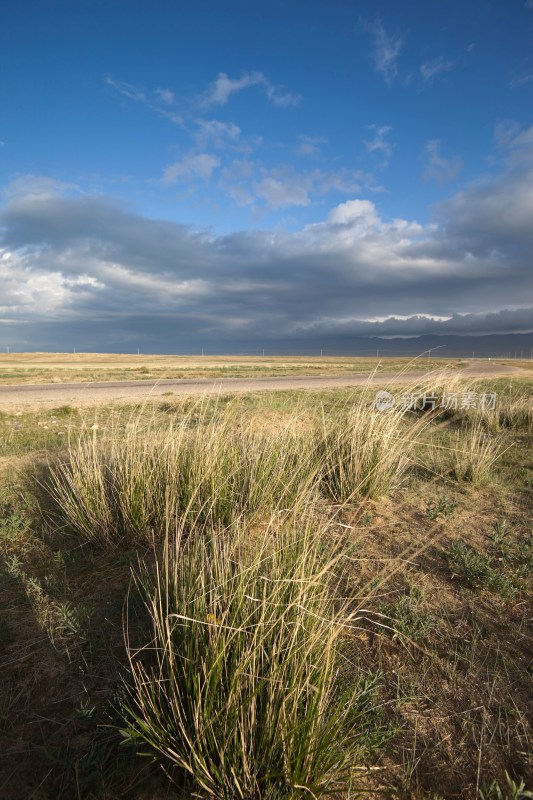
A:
[0, 351, 462, 385]
[0, 377, 531, 799]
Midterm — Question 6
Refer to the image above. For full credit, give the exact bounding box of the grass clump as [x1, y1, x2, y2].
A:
[317, 373, 469, 502]
[47, 403, 318, 546]
[497, 395, 533, 433]
[119, 519, 387, 799]
[318, 399, 408, 502]
[45, 385, 441, 546]
[450, 421, 508, 484]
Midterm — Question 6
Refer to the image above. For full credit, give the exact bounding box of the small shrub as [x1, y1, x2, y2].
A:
[55, 405, 77, 417]
[447, 541, 516, 597]
[497, 397, 533, 434]
[381, 585, 434, 642]
[426, 495, 458, 521]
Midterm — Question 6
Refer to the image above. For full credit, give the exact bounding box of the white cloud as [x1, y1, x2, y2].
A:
[363, 125, 393, 165]
[510, 71, 533, 87]
[423, 140, 462, 184]
[495, 122, 533, 161]
[296, 135, 326, 157]
[420, 56, 454, 83]
[104, 76, 146, 102]
[200, 71, 300, 108]
[365, 19, 404, 85]
[253, 176, 310, 208]
[219, 160, 255, 206]
[105, 75, 184, 125]
[327, 199, 379, 228]
[313, 169, 362, 195]
[0, 248, 104, 317]
[162, 153, 220, 184]
[195, 119, 242, 149]
[221, 159, 254, 182]
[494, 120, 523, 149]
[155, 87, 175, 105]
[2, 152, 533, 348]
[247, 166, 364, 209]
[2, 175, 79, 201]
[224, 184, 255, 206]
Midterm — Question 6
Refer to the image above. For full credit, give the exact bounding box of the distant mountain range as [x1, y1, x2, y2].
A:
[203, 331, 533, 358]
[13, 331, 533, 358]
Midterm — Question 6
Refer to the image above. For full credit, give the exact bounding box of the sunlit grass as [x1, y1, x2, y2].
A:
[119, 517, 388, 799]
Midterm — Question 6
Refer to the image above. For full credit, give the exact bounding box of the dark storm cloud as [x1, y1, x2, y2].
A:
[1, 144, 532, 349]
[299, 308, 533, 338]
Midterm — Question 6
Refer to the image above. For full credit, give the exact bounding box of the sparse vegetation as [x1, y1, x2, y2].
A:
[447, 540, 517, 597]
[0, 352, 463, 385]
[0, 374, 531, 798]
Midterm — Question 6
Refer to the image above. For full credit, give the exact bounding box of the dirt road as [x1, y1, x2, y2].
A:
[0, 361, 527, 412]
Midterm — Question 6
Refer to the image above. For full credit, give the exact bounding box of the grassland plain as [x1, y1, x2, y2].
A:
[0, 374, 531, 799]
[0, 353, 464, 385]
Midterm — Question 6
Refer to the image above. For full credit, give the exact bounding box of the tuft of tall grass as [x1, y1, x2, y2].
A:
[457, 384, 533, 434]
[497, 396, 533, 433]
[47, 403, 319, 546]
[119, 518, 387, 799]
[317, 387, 435, 502]
[450, 421, 509, 484]
[47, 378, 468, 545]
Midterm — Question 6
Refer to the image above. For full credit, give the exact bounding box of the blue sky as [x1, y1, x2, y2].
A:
[1, 0, 533, 352]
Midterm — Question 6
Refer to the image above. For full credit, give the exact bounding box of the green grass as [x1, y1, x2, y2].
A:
[0, 377, 531, 798]
[380, 584, 435, 642]
[479, 772, 533, 800]
[447, 540, 517, 597]
[45, 383, 451, 545]
[317, 398, 415, 502]
[119, 519, 389, 799]
[46, 403, 320, 545]
[425, 494, 459, 520]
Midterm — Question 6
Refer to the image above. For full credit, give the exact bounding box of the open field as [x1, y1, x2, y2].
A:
[0, 374, 532, 799]
[0, 353, 466, 386]
[0, 356, 526, 413]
